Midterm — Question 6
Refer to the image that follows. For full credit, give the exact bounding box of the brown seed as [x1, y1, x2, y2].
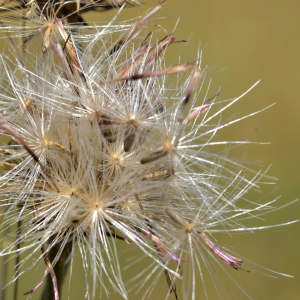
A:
[124, 132, 135, 152]
[178, 68, 207, 124]
[140, 148, 168, 164]
[113, 61, 196, 83]
[110, 1, 164, 55]
[97, 113, 116, 143]
[42, 26, 54, 53]
[165, 208, 187, 227]
[142, 168, 174, 181]
[0, 162, 16, 170]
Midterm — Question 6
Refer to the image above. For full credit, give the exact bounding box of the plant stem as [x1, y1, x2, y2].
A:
[0, 225, 9, 300]
[13, 219, 21, 300]
[40, 241, 71, 300]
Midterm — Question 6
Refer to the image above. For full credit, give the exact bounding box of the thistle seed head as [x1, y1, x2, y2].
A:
[0, 1, 296, 300]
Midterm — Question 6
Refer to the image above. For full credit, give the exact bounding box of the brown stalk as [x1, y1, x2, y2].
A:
[40, 244, 59, 300]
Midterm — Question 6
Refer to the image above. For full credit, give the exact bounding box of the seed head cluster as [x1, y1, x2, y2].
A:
[0, 1, 296, 300]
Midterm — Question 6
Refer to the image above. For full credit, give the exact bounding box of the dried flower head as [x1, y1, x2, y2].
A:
[0, 0, 141, 21]
[0, 0, 140, 54]
[0, 1, 297, 300]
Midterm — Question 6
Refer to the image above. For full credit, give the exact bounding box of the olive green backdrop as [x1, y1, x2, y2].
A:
[0, 0, 299, 299]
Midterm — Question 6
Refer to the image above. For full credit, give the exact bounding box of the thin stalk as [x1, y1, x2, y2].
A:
[13, 219, 21, 300]
[40, 241, 71, 300]
[0, 225, 9, 300]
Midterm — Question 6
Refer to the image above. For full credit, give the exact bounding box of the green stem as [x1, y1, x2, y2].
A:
[13, 219, 21, 300]
[0, 225, 9, 300]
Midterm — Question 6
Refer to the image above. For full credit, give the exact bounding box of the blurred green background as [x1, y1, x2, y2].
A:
[0, 0, 299, 299]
